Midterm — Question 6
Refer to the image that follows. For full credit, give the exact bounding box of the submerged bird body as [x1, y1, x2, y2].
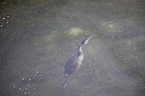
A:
[63, 45, 84, 75]
[56, 36, 92, 87]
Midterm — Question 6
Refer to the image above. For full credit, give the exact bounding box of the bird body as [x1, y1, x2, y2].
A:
[56, 35, 92, 87]
[63, 45, 84, 75]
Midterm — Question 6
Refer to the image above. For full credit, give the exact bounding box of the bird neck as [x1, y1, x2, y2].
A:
[77, 45, 84, 56]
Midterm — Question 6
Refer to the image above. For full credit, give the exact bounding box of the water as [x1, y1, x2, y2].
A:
[0, 0, 145, 96]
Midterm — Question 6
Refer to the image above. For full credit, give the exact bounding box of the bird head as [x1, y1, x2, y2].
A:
[80, 35, 92, 46]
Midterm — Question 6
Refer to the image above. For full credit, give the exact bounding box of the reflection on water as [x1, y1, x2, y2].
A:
[0, 0, 145, 96]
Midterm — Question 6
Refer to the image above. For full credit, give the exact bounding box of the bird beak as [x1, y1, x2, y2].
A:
[87, 35, 93, 41]
[84, 35, 93, 44]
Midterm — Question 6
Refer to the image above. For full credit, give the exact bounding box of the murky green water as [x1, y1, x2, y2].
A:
[0, 0, 145, 96]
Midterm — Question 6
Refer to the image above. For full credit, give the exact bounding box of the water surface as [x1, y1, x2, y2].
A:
[0, 0, 145, 96]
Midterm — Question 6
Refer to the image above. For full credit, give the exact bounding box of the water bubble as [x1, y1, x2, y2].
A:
[6, 21, 8, 24]
[24, 92, 27, 95]
[2, 17, 5, 20]
[13, 84, 16, 88]
[27, 84, 30, 87]
[22, 78, 25, 80]
[7, 15, 9, 18]
[0, 24, 2, 27]
[19, 88, 22, 90]
[36, 71, 39, 74]
[33, 88, 36, 90]
[29, 78, 32, 81]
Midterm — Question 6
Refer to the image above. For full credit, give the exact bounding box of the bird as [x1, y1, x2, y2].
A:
[56, 35, 92, 87]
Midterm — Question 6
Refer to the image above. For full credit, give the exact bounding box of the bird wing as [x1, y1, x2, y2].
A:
[63, 54, 78, 74]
